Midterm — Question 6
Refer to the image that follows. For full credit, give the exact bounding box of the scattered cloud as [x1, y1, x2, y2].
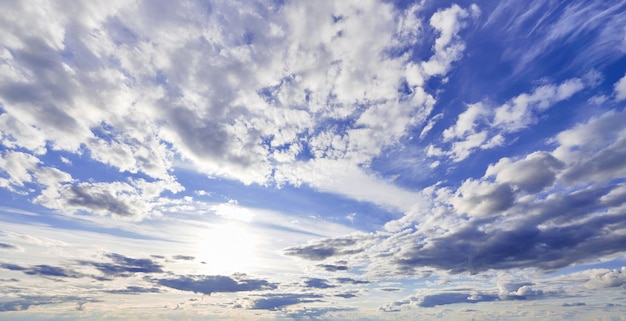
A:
[0, 242, 17, 250]
[434, 77, 586, 162]
[156, 274, 276, 295]
[249, 293, 324, 310]
[615, 73, 626, 101]
[303, 278, 336, 289]
[105, 286, 161, 295]
[172, 255, 195, 261]
[0, 263, 81, 278]
[317, 263, 349, 272]
[83, 253, 163, 277]
[284, 233, 375, 261]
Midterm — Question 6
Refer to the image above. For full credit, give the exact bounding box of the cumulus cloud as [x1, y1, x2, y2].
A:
[289, 109, 626, 276]
[485, 152, 564, 193]
[34, 179, 182, 220]
[420, 4, 478, 78]
[584, 267, 626, 289]
[435, 78, 586, 162]
[452, 179, 515, 217]
[0, 0, 474, 218]
[554, 109, 626, 184]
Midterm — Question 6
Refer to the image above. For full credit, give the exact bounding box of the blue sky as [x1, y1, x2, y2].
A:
[1, 0, 626, 319]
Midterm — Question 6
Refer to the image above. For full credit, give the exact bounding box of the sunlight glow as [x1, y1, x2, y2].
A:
[196, 222, 260, 274]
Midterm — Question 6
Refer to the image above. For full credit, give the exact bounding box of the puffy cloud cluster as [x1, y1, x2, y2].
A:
[0, 0, 483, 218]
[431, 78, 587, 162]
[288, 106, 626, 277]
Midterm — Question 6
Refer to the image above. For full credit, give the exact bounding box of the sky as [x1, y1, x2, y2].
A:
[1, 0, 626, 320]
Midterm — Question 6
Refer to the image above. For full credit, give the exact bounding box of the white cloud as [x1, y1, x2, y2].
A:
[275, 159, 422, 212]
[435, 77, 586, 162]
[0, 0, 487, 222]
[419, 113, 443, 139]
[485, 152, 564, 193]
[452, 178, 514, 217]
[0, 151, 40, 191]
[614, 73, 626, 101]
[493, 79, 584, 131]
[553, 109, 626, 184]
[0, 113, 47, 154]
[443, 103, 487, 141]
[449, 130, 488, 161]
[584, 267, 626, 289]
[421, 4, 476, 78]
[211, 200, 254, 223]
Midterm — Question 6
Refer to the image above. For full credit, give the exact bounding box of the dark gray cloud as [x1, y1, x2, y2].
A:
[0, 263, 25, 271]
[0, 242, 17, 250]
[23, 265, 81, 278]
[335, 277, 370, 285]
[0, 37, 81, 133]
[0, 301, 30, 312]
[156, 275, 276, 295]
[287, 182, 626, 276]
[172, 255, 195, 261]
[486, 152, 565, 194]
[0, 263, 80, 278]
[454, 182, 515, 217]
[66, 184, 134, 217]
[335, 292, 358, 298]
[105, 286, 161, 295]
[249, 293, 324, 310]
[84, 253, 163, 276]
[284, 235, 369, 261]
[380, 288, 401, 292]
[562, 137, 626, 184]
[0, 295, 97, 312]
[390, 183, 626, 274]
[317, 263, 349, 272]
[304, 278, 336, 289]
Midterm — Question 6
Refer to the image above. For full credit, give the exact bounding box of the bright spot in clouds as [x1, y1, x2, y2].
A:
[195, 222, 259, 275]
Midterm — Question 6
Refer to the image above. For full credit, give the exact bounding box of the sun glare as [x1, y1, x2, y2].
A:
[195, 222, 260, 274]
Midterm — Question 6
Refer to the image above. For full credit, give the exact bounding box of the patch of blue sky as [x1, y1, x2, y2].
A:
[37, 147, 150, 185]
[104, 16, 140, 46]
[172, 169, 399, 232]
[0, 202, 170, 242]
